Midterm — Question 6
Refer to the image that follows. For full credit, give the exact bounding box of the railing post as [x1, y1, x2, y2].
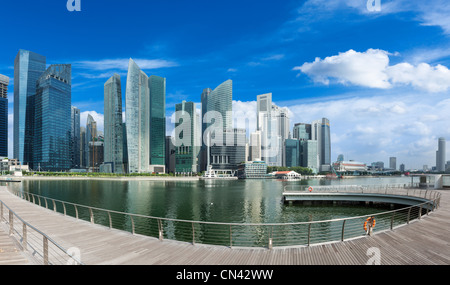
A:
[307, 223, 312, 246]
[44, 198, 48, 209]
[390, 212, 394, 230]
[419, 205, 422, 220]
[108, 211, 112, 229]
[407, 208, 411, 224]
[23, 224, 27, 251]
[74, 205, 78, 219]
[192, 222, 195, 245]
[341, 220, 346, 241]
[63, 203, 66, 216]
[158, 219, 163, 241]
[9, 210, 13, 236]
[229, 225, 232, 248]
[43, 236, 49, 265]
[89, 208, 94, 224]
[130, 216, 135, 234]
[52, 200, 56, 212]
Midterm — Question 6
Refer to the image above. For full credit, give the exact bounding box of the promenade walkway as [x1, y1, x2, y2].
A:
[0, 186, 449, 265]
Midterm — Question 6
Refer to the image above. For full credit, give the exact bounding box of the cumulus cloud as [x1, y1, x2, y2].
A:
[294, 48, 450, 93]
[74, 58, 178, 71]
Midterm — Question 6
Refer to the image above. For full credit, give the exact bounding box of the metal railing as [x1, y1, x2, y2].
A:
[0, 199, 84, 265]
[8, 187, 441, 249]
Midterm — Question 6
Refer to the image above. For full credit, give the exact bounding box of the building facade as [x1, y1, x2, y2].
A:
[33, 64, 72, 172]
[14, 50, 46, 166]
[149, 75, 166, 171]
[71, 106, 80, 169]
[311, 118, 331, 172]
[209, 128, 246, 176]
[237, 161, 267, 179]
[125, 59, 150, 173]
[0, 75, 8, 157]
[437, 137, 446, 172]
[285, 139, 300, 167]
[103, 74, 124, 173]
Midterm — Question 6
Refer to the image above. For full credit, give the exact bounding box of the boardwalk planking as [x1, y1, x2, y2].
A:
[0, 186, 449, 265]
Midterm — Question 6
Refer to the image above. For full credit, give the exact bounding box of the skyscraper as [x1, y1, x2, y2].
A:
[174, 101, 200, 173]
[0, 74, 8, 157]
[103, 74, 124, 174]
[293, 123, 311, 140]
[436, 137, 446, 172]
[389, 157, 397, 170]
[257, 93, 290, 167]
[85, 114, 97, 170]
[149, 75, 166, 172]
[71, 106, 80, 168]
[33, 64, 72, 171]
[125, 59, 150, 173]
[312, 118, 331, 172]
[14, 49, 46, 165]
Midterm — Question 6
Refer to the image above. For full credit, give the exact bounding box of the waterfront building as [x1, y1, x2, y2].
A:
[293, 123, 311, 140]
[174, 101, 200, 173]
[89, 140, 104, 172]
[285, 138, 300, 167]
[249, 131, 262, 161]
[0, 75, 8, 157]
[257, 93, 290, 167]
[103, 74, 124, 174]
[333, 160, 367, 173]
[125, 59, 150, 173]
[122, 123, 128, 173]
[85, 114, 97, 170]
[33, 64, 72, 172]
[436, 137, 446, 172]
[237, 161, 267, 179]
[149, 75, 166, 173]
[165, 136, 176, 173]
[389, 157, 397, 170]
[371, 161, 384, 171]
[209, 128, 246, 176]
[14, 50, 46, 165]
[80, 126, 86, 168]
[300, 140, 319, 173]
[311, 118, 331, 172]
[71, 106, 80, 169]
[400, 163, 405, 172]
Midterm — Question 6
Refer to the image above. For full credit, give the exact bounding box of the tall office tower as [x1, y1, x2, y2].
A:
[125, 59, 150, 173]
[249, 131, 262, 161]
[103, 74, 124, 174]
[14, 50, 46, 165]
[200, 80, 232, 171]
[165, 136, 176, 173]
[71, 106, 81, 169]
[256, 93, 289, 167]
[209, 128, 246, 175]
[285, 139, 300, 167]
[293, 123, 311, 140]
[149, 75, 166, 173]
[174, 101, 200, 173]
[0, 74, 9, 157]
[300, 140, 319, 173]
[436, 137, 446, 172]
[33, 64, 72, 171]
[311, 118, 331, 172]
[85, 114, 97, 170]
[389, 157, 397, 170]
[80, 126, 86, 168]
[122, 123, 128, 173]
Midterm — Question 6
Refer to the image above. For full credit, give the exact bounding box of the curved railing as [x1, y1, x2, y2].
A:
[0, 198, 84, 265]
[8, 186, 441, 249]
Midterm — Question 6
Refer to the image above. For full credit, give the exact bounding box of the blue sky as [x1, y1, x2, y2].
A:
[2, 0, 450, 169]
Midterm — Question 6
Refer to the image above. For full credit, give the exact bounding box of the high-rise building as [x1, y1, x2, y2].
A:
[293, 123, 311, 140]
[389, 157, 397, 170]
[85, 114, 97, 170]
[103, 74, 124, 174]
[249, 131, 262, 161]
[0, 74, 9, 157]
[257, 93, 290, 167]
[71, 106, 80, 168]
[14, 50, 46, 165]
[125, 59, 150, 173]
[285, 139, 300, 167]
[149, 75, 166, 172]
[80, 126, 86, 168]
[33, 64, 72, 171]
[174, 101, 200, 173]
[165, 136, 176, 173]
[311, 118, 331, 172]
[300, 140, 319, 173]
[209, 128, 246, 176]
[436, 137, 446, 172]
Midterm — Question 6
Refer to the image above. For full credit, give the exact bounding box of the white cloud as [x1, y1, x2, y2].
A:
[80, 111, 104, 132]
[295, 48, 450, 93]
[74, 58, 178, 71]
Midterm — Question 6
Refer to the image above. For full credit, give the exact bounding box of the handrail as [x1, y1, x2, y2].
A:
[7, 187, 441, 249]
[0, 198, 84, 265]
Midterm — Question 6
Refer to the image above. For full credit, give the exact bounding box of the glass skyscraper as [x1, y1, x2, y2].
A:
[14, 50, 46, 165]
[311, 118, 331, 172]
[175, 101, 200, 173]
[33, 64, 72, 171]
[125, 59, 150, 173]
[71, 106, 80, 168]
[149, 75, 166, 169]
[104, 74, 124, 173]
[0, 74, 8, 157]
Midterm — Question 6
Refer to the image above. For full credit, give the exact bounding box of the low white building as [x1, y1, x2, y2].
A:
[333, 161, 367, 172]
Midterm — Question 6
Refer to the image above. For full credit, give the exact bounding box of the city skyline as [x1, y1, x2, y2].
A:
[1, 1, 450, 169]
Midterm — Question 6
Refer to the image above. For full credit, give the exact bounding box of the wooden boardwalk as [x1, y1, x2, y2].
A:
[0, 186, 449, 265]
